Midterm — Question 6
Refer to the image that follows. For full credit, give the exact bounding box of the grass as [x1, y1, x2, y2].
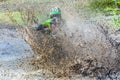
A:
[89, 0, 120, 15]
[0, 0, 62, 26]
[112, 15, 120, 30]
[1, 0, 120, 30]
[0, 11, 48, 26]
[0, 12, 24, 25]
[89, 0, 120, 30]
[89, 0, 115, 13]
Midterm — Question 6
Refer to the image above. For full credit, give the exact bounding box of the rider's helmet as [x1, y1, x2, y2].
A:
[49, 7, 61, 18]
[49, 7, 61, 24]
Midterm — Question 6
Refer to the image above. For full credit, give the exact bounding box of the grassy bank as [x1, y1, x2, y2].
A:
[89, 0, 120, 30]
[0, 12, 23, 25]
[0, 0, 120, 30]
[0, 0, 63, 27]
[0, 11, 48, 26]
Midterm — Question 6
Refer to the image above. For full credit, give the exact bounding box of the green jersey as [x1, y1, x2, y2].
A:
[42, 18, 55, 29]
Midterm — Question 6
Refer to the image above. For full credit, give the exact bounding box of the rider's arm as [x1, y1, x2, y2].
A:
[34, 24, 43, 31]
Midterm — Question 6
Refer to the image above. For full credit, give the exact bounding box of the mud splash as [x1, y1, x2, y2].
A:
[21, 6, 120, 80]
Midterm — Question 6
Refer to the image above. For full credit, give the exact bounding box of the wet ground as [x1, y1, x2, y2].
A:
[0, 14, 120, 80]
[0, 25, 35, 80]
[0, 25, 70, 80]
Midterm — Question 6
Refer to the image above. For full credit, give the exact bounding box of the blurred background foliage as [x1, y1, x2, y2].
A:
[0, 0, 120, 29]
[89, 0, 120, 30]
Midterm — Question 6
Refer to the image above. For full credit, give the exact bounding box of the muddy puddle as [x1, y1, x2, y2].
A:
[0, 26, 67, 80]
[0, 27, 36, 80]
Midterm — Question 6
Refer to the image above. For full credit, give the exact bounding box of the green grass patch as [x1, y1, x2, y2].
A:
[0, 12, 13, 23]
[0, 11, 47, 26]
[112, 15, 120, 30]
[0, 0, 58, 26]
[10, 12, 24, 25]
[89, 0, 120, 30]
[89, 0, 120, 15]
[0, 12, 24, 25]
[90, 0, 115, 13]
